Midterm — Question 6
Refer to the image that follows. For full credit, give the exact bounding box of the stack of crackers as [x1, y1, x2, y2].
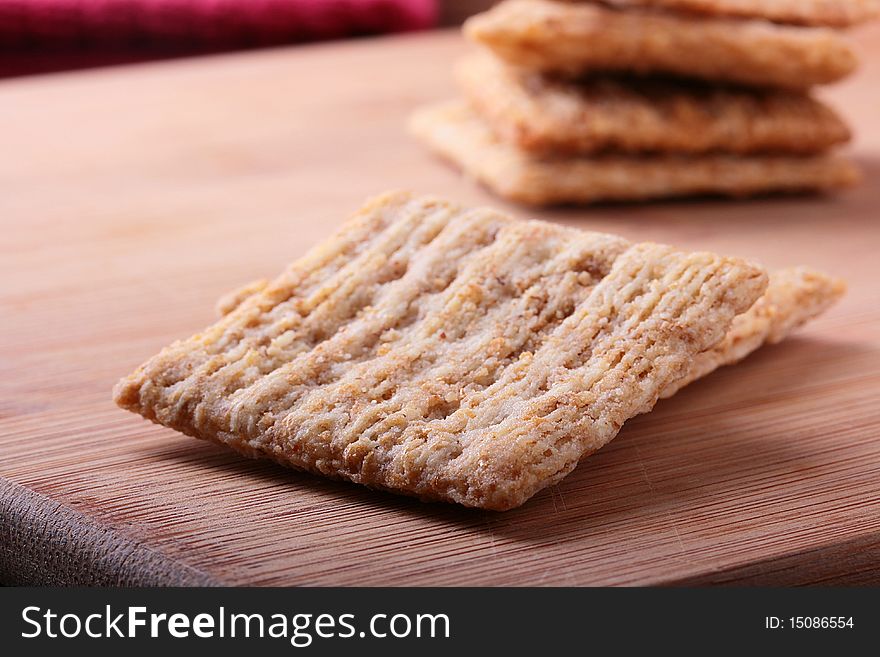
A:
[411, 0, 877, 205]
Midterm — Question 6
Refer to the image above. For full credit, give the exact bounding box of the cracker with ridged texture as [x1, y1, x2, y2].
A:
[661, 267, 846, 397]
[598, 0, 880, 28]
[464, 0, 857, 89]
[220, 269, 846, 401]
[409, 101, 860, 206]
[457, 52, 851, 156]
[114, 191, 768, 510]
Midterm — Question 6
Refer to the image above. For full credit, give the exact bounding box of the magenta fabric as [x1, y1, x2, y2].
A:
[0, 0, 438, 76]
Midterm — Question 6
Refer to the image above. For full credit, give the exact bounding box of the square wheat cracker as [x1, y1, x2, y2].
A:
[409, 101, 859, 206]
[456, 52, 851, 156]
[464, 0, 857, 89]
[116, 191, 772, 510]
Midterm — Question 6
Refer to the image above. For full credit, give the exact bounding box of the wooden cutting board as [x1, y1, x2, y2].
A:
[2, 28, 879, 586]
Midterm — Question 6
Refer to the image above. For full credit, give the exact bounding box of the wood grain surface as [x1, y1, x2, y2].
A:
[1, 27, 879, 586]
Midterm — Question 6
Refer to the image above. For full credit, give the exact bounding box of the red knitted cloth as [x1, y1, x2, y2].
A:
[0, 0, 438, 76]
